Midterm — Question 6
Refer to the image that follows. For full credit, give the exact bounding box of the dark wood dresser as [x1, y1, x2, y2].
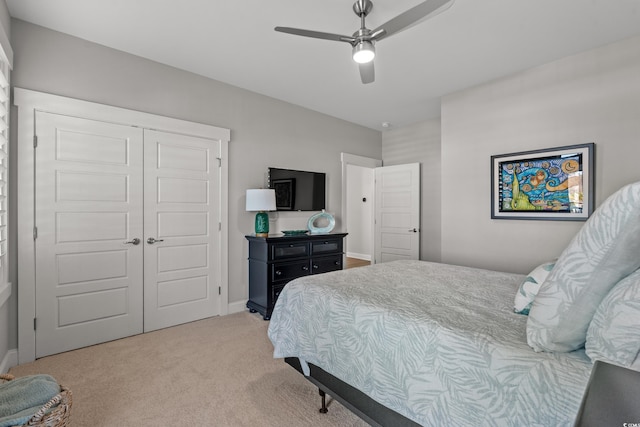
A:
[245, 232, 347, 320]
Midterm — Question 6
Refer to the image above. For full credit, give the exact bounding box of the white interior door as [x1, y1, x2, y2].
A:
[143, 129, 221, 332]
[34, 112, 144, 358]
[374, 163, 420, 263]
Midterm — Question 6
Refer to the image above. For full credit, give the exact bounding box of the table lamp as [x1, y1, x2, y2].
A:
[246, 189, 276, 237]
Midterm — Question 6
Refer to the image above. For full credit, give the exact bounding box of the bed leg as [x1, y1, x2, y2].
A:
[318, 389, 328, 414]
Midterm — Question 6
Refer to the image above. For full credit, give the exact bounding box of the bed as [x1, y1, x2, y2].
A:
[268, 260, 592, 426]
[267, 181, 640, 426]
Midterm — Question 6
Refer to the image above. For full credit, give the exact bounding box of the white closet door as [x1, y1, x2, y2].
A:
[34, 112, 144, 358]
[374, 163, 420, 263]
[143, 129, 221, 332]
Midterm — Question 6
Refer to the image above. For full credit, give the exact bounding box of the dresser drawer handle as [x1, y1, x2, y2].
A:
[275, 270, 282, 276]
[335, 261, 340, 266]
[302, 266, 309, 271]
[313, 264, 318, 269]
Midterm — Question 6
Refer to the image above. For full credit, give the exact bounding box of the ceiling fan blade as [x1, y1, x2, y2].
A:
[359, 61, 375, 84]
[371, 0, 454, 42]
[275, 27, 355, 43]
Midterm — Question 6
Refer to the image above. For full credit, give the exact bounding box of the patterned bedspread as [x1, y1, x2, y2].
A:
[268, 260, 593, 426]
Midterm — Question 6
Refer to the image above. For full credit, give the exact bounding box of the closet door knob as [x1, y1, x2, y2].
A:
[124, 238, 140, 245]
[147, 237, 164, 244]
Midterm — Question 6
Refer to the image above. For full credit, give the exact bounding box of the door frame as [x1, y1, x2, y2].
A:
[15, 88, 231, 364]
[341, 153, 382, 264]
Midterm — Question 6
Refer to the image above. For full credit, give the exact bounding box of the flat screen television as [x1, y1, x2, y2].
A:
[268, 167, 326, 211]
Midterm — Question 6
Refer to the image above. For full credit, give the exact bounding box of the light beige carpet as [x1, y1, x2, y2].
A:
[10, 312, 368, 426]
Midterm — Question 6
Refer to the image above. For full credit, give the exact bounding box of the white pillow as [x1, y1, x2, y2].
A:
[586, 269, 640, 369]
[527, 181, 640, 353]
[514, 261, 555, 315]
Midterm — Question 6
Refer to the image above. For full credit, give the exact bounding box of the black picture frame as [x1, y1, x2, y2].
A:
[273, 178, 295, 210]
[491, 143, 595, 221]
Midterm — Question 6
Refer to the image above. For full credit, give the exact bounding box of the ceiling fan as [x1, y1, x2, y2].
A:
[275, 0, 454, 84]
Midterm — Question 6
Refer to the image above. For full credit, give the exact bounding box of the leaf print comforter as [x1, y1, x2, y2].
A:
[268, 260, 592, 426]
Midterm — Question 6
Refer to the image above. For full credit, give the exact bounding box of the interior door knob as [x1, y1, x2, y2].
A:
[408, 228, 418, 233]
[124, 238, 140, 245]
[147, 237, 164, 244]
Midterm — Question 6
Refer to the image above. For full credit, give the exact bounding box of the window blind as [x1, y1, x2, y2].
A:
[0, 44, 9, 294]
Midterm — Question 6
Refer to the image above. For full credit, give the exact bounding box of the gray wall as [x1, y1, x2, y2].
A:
[0, 1, 8, 32]
[7, 19, 381, 351]
[382, 118, 442, 262]
[440, 34, 640, 274]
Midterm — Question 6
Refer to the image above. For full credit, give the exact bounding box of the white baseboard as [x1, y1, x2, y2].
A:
[347, 252, 371, 261]
[0, 349, 18, 374]
[227, 300, 247, 315]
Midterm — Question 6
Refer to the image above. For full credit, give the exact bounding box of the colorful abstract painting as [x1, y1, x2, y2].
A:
[491, 143, 594, 220]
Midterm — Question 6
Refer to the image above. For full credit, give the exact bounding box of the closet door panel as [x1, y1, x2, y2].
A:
[143, 129, 221, 332]
[34, 112, 144, 358]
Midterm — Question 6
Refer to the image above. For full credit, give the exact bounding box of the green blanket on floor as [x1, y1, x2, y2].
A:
[0, 374, 60, 427]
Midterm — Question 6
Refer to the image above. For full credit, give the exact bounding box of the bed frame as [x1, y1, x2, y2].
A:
[285, 357, 420, 427]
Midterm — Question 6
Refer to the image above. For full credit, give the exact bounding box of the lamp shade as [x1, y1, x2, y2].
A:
[246, 189, 276, 212]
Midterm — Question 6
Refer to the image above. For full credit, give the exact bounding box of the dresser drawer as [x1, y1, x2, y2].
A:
[271, 242, 309, 260]
[271, 260, 311, 282]
[311, 238, 342, 256]
[272, 284, 285, 306]
[311, 254, 343, 274]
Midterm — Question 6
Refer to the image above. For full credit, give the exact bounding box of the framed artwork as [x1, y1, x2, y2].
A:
[273, 178, 295, 210]
[491, 143, 595, 221]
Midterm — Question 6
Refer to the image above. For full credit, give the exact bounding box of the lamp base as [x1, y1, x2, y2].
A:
[255, 211, 269, 237]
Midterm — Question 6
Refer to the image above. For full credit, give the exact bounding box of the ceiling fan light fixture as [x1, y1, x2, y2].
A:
[352, 40, 375, 63]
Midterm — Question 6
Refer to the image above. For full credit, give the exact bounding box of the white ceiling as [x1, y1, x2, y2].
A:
[6, 0, 640, 130]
